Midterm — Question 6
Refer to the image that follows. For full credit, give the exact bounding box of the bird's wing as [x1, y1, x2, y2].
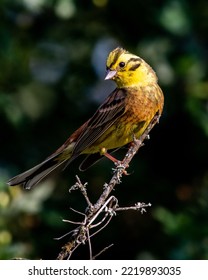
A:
[72, 87, 127, 156]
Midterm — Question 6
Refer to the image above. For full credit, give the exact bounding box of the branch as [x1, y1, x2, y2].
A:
[56, 113, 160, 260]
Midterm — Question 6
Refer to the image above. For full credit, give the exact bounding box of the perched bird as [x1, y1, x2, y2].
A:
[8, 47, 164, 190]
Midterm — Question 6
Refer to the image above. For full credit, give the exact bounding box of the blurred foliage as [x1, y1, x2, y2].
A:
[0, 0, 208, 260]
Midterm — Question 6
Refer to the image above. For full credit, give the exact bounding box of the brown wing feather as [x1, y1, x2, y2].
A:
[71, 88, 127, 156]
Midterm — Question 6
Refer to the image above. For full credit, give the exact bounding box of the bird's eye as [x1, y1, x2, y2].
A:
[119, 62, 125, 68]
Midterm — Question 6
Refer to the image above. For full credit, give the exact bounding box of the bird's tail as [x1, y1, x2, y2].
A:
[7, 152, 74, 190]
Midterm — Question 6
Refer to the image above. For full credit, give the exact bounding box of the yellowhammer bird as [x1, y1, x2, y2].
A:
[8, 47, 164, 189]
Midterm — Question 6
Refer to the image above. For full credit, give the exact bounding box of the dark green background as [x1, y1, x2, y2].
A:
[0, 0, 208, 259]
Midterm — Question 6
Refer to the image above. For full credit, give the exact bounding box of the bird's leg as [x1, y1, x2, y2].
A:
[101, 148, 129, 175]
[101, 147, 120, 164]
[104, 152, 119, 163]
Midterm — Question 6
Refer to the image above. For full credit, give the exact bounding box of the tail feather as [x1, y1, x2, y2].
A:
[7, 153, 74, 190]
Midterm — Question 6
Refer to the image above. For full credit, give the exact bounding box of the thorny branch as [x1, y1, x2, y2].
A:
[56, 113, 160, 260]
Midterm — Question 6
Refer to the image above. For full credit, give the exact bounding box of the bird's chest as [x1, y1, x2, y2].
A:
[125, 90, 155, 122]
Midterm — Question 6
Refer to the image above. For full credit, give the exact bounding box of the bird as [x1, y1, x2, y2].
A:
[7, 47, 164, 190]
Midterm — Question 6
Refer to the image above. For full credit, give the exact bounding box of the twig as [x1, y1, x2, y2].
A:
[91, 113, 160, 214]
[92, 243, 114, 260]
[87, 228, 92, 260]
[116, 202, 152, 214]
[69, 176, 93, 209]
[56, 113, 160, 259]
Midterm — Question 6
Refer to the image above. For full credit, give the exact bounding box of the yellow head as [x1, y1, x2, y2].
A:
[105, 47, 158, 88]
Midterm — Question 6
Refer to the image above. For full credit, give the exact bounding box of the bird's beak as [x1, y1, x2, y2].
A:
[105, 69, 117, 80]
